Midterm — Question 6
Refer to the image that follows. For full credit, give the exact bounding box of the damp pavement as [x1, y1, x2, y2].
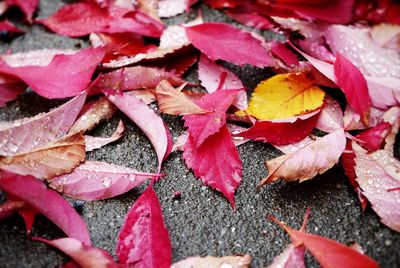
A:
[0, 1, 399, 267]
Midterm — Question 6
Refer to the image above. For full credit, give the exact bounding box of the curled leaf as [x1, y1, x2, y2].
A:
[117, 186, 171, 267]
[268, 244, 305, 268]
[50, 160, 161, 201]
[0, 133, 86, 179]
[172, 255, 252, 268]
[84, 120, 125, 152]
[315, 96, 344, 133]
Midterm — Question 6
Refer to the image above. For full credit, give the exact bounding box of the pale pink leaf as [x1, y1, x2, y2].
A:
[103, 90, 172, 171]
[183, 125, 242, 208]
[0, 49, 75, 67]
[185, 22, 275, 67]
[0, 47, 105, 99]
[117, 185, 171, 267]
[268, 244, 305, 268]
[0, 91, 86, 156]
[0, 133, 86, 179]
[183, 90, 239, 148]
[50, 160, 161, 201]
[315, 96, 344, 133]
[158, 0, 186, 17]
[343, 106, 384, 131]
[34, 237, 117, 268]
[353, 143, 400, 232]
[85, 120, 124, 152]
[69, 97, 116, 134]
[0, 173, 91, 244]
[371, 24, 400, 51]
[260, 129, 346, 186]
[172, 255, 252, 268]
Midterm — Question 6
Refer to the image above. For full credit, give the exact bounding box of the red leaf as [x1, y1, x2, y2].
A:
[0, 74, 26, 107]
[5, 0, 38, 22]
[0, 47, 105, 99]
[236, 111, 320, 145]
[34, 237, 117, 268]
[0, 173, 91, 244]
[272, 211, 379, 268]
[334, 53, 371, 124]
[185, 22, 275, 67]
[225, 9, 273, 30]
[116, 186, 171, 267]
[103, 90, 172, 171]
[183, 125, 242, 208]
[0, 20, 24, 34]
[0, 199, 24, 221]
[355, 122, 391, 152]
[50, 161, 162, 201]
[183, 90, 240, 148]
[0, 91, 86, 156]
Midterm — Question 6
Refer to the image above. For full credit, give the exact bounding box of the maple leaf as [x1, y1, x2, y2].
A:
[260, 129, 346, 186]
[0, 47, 105, 99]
[172, 255, 252, 268]
[270, 210, 379, 268]
[50, 160, 162, 201]
[185, 22, 275, 67]
[117, 185, 171, 267]
[104, 90, 172, 172]
[0, 91, 86, 156]
[155, 80, 208, 116]
[183, 125, 242, 208]
[34, 237, 117, 268]
[183, 90, 240, 148]
[245, 72, 325, 120]
[0, 133, 86, 180]
[0, 173, 91, 244]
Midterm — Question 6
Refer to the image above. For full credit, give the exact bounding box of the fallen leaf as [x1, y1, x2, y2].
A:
[0, 132, 86, 179]
[183, 125, 242, 208]
[69, 97, 116, 134]
[183, 90, 239, 148]
[185, 22, 275, 67]
[0, 47, 105, 99]
[236, 111, 320, 145]
[355, 122, 392, 152]
[315, 96, 344, 133]
[0, 91, 86, 156]
[0, 199, 25, 221]
[104, 90, 172, 171]
[172, 255, 252, 268]
[0, 173, 91, 244]
[271, 211, 379, 268]
[353, 142, 400, 232]
[34, 237, 117, 268]
[259, 129, 346, 185]
[50, 160, 161, 201]
[117, 185, 171, 267]
[371, 23, 400, 51]
[0, 74, 26, 107]
[226, 8, 273, 30]
[0, 20, 24, 34]
[0, 49, 75, 67]
[155, 80, 208, 115]
[158, 0, 186, 18]
[334, 53, 371, 124]
[268, 244, 305, 268]
[245, 72, 325, 120]
[84, 120, 125, 152]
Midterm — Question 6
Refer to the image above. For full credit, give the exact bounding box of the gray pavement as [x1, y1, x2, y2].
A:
[0, 1, 399, 267]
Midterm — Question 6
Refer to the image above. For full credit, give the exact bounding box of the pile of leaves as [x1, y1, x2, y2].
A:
[0, 0, 399, 267]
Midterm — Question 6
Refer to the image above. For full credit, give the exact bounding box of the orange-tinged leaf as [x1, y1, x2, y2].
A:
[245, 73, 325, 120]
[0, 133, 85, 179]
[155, 80, 208, 115]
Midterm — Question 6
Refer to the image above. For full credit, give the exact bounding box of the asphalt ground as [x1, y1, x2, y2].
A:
[0, 1, 399, 267]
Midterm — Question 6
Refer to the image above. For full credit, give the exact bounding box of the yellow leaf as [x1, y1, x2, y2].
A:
[245, 72, 325, 120]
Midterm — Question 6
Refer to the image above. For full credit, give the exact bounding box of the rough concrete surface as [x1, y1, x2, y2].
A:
[0, 1, 399, 267]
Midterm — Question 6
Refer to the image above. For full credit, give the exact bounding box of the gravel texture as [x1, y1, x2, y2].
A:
[0, 1, 399, 267]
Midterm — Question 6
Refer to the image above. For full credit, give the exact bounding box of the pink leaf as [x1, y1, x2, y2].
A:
[183, 125, 242, 208]
[0, 47, 105, 99]
[183, 90, 240, 148]
[268, 244, 305, 268]
[34, 237, 117, 268]
[185, 22, 275, 67]
[0, 199, 25, 221]
[158, 0, 186, 18]
[84, 120, 125, 152]
[236, 111, 320, 145]
[0, 173, 91, 244]
[0, 91, 86, 156]
[226, 9, 273, 30]
[343, 106, 385, 131]
[50, 161, 161, 201]
[0, 74, 26, 107]
[172, 255, 252, 268]
[355, 122, 391, 152]
[0, 49, 75, 67]
[117, 185, 171, 267]
[315, 95, 344, 133]
[260, 129, 346, 185]
[353, 142, 400, 232]
[334, 53, 371, 124]
[5, 0, 38, 22]
[0, 20, 24, 34]
[103, 90, 172, 171]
